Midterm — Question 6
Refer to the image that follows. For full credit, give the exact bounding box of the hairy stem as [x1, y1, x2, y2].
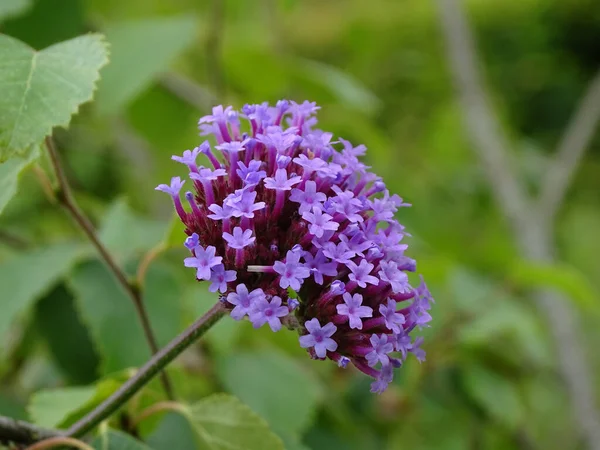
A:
[66, 302, 226, 438]
[43, 136, 174, 400]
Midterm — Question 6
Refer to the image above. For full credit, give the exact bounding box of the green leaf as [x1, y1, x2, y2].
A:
[96, 16, 197, 115]
[217, 351, 322, 437]
[98, 198, 166, 263]
[145, 412, 198, 450]
[68, 259, 182, 372]
[92, 428, 152, 450]
[461, 363, 525, 431]
[0, 145, 38, 215]
[0, 242, 84, 351]
[142, 261, 185, 347]
[27, 372, 129, 429]
[0, 0, 31, 22]
[187, 394, 284, 450]
[0, 34, 109, 161]
[68, 260, 150, 372]
[510, 260, 600, 314]
[28, 385, 95, 428]
[34, 283, 100, 384]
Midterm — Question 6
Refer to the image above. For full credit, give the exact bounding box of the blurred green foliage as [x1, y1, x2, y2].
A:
[0, 0, 599, 449]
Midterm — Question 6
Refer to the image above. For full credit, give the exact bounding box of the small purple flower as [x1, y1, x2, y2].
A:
[379, 299, 406, 333]
[226, 190, 266, 218]
[347, 259, 379, 288]
[290, 181, 327, 214]
[370, 364, 393, 394]
[338, 356, 350, 368]
[184, 245, 223, 280]
[339, 233, 373, 257]
[237, 160, 266, 186]
[226, 284, 266, 320]
[274, 250, 311, 290]
[302, 207, 339, 238]
[293, 154, 327, 174]
[184, 233, 199, 250]
[392, 330, 412, 359]
[190, 167, 228, 182]
[330, 280, 346, 296]
[365, 334, 394, 368]
[303, 250, 337, 285]
[264, 168, 301, 191]
[322, 241, 355, 265]
[249, 296, 289, 331]
[223, 227, 255, 249]
[155, 177, 185, 196]
[207, 203, 234, 220]
[209, 264, 237, 293]
[410, 337, 426, 362]
[215, 141, 245, 154]
[378, 261, 410, 294]
[330, 187, 364, 223]
[336, 293, 373, 330]
[299, 318, 337, 358]
[288, 298, 300, 311]
[172, 148, 201, 168]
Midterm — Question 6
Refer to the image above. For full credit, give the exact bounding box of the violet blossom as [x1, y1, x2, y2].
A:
[157, 100, 433, 393]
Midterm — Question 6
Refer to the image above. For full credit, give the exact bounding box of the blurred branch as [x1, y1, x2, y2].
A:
[65, 302, 225, 438]
[26, 436, 93, 450]
[539, 69, 600, 223]
[435, 1, 600, 449]
[0, 230, 29, 250]
[43, 136, 175, 401]
[160, 72, 216, 111]
[435, 0, 531, 233]
[206, 0, 226, 100]
[0, 416, 60, 445]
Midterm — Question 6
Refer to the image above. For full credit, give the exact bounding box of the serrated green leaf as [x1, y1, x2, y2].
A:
[187, 394, 284, 450]
[0, 242, 85, 351]
[0, 145, 38, 215]
[217, 351, 322, 437]
[0, 0, 31, 22]
[28, 385, 95, 428]
[0, 34, 109, 161]
[96, 16, 197, 115]
[461, 363, 525, 431]
[98, 198, 166, 263]
[92, 428, 152, 450]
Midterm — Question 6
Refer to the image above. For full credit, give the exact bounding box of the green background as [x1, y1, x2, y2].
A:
[0, 0, 599, 449]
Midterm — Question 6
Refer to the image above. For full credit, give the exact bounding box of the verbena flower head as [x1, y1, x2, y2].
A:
[157, 100, 434, 393]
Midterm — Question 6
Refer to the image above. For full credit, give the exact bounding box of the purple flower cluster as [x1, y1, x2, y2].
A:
[157, 100, 433, 393]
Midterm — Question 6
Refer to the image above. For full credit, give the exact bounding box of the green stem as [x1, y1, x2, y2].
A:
[66, 302, 226, 438]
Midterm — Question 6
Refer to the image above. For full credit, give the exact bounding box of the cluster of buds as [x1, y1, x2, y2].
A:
[156, 101, 433, 393]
